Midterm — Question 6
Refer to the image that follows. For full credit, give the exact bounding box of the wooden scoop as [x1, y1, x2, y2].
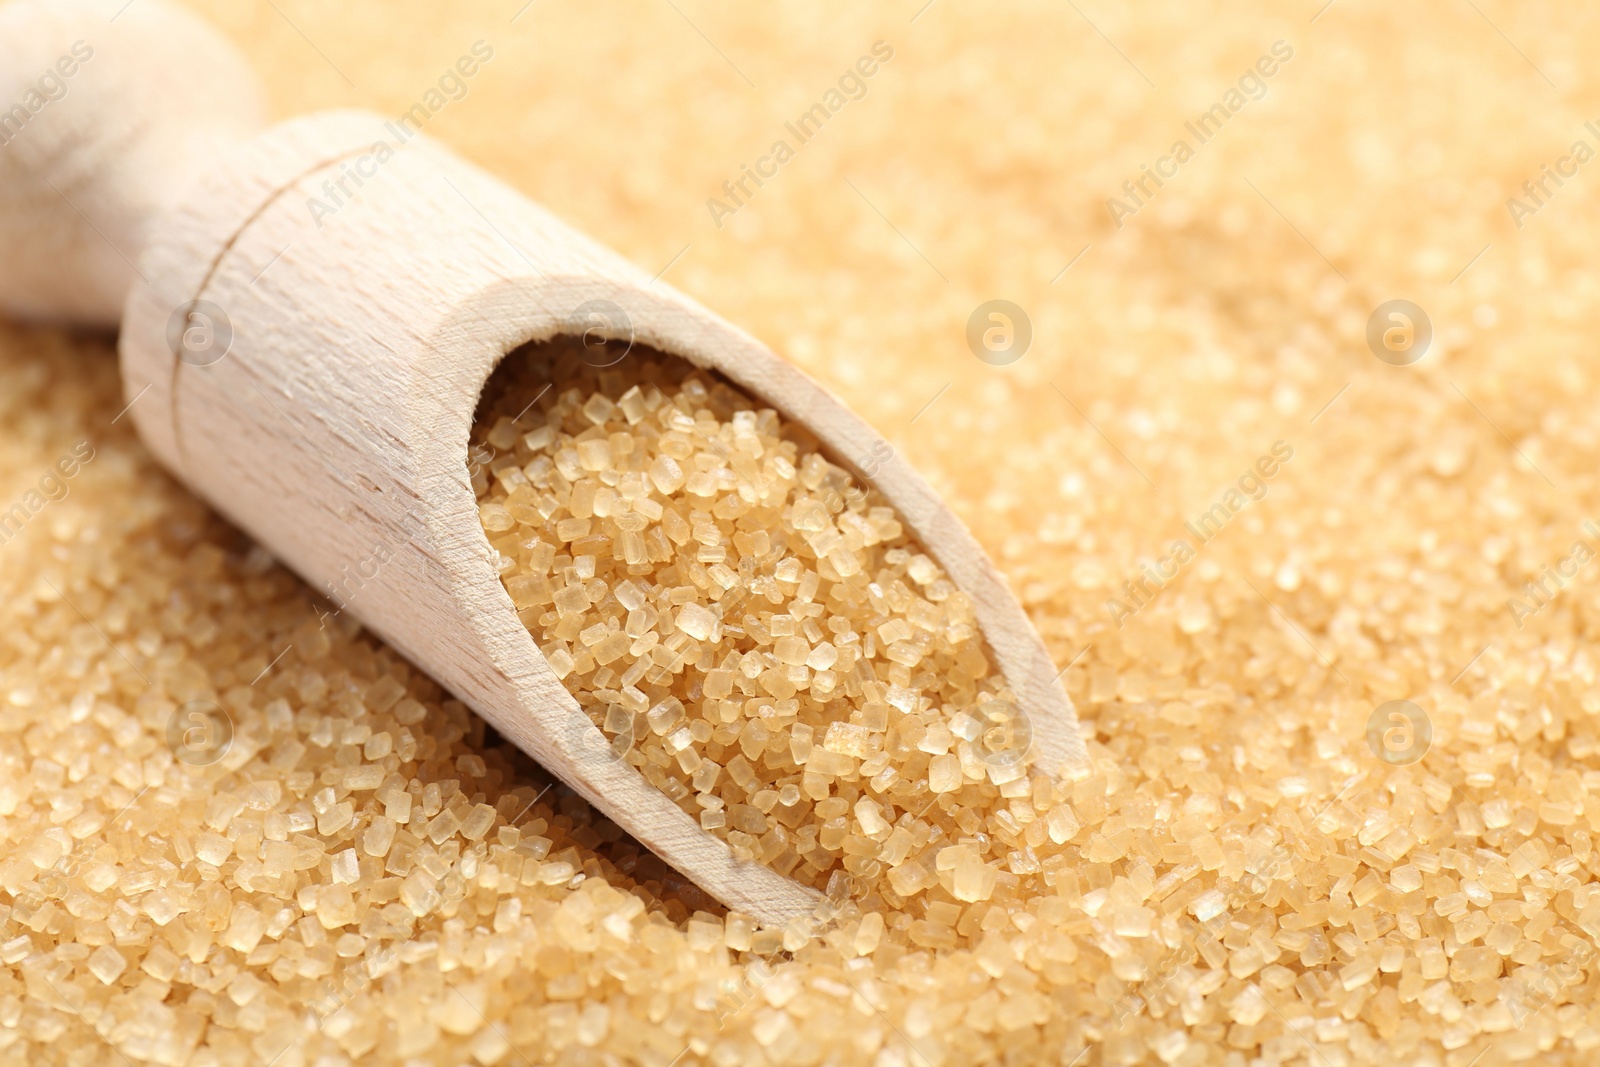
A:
[0, 0, 1086, 925]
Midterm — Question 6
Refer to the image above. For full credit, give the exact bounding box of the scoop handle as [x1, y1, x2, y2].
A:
[0, 0, 265, 326]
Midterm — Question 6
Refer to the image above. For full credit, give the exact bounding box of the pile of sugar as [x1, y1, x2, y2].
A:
[8, 304, 1600, 1065]
[6, 0, 1600, 1060]
[471, 341, 1049, 903]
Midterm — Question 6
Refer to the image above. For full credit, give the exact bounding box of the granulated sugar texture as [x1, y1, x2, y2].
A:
[471, 340, 1048, 905]
[9, 0, 1600, 1063]
[7, 304, 1600, 1065]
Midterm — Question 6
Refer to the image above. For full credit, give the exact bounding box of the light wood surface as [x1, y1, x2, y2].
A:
[0, 0, 264, 326]
[119, 110, 1087, 923]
